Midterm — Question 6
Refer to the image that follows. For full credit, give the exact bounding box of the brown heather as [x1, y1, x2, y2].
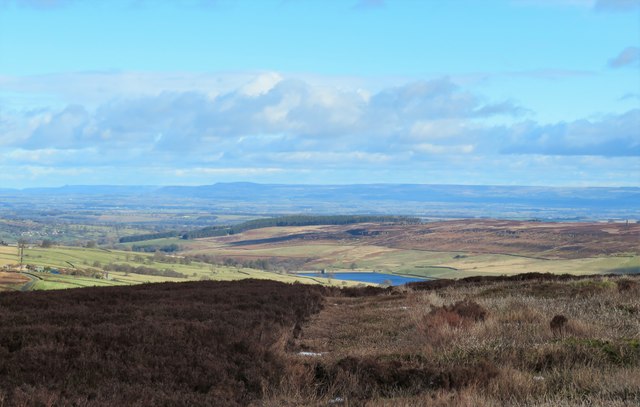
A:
[0, 273, 639, 406]
[0, 280, 328, 406]
[277, 273, 640, 406]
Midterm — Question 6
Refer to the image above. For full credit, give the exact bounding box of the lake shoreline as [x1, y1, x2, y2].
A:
[295, 271, 433, 286]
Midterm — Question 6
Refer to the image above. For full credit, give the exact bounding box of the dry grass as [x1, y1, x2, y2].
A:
[266, 274, 640, 406]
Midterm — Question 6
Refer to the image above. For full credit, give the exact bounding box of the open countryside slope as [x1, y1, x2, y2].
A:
[0, 245, 361, 291]
[0, 275, 638, 405]
[172, 220, 640, 279]
[1, 219, 637, 291]
[209, 220, 640, 259]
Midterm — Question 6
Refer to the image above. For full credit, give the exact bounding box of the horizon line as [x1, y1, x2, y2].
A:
[3, 181, 640, 191]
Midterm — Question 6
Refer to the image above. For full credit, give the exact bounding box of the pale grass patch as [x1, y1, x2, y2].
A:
[572, 366, 640, 397]
[276, 276, 640, 405]
[260, 359, 323, 407]
[486, 367, 548, 403]
[564, 319, 592, 338]
[364, 388, 484, 407]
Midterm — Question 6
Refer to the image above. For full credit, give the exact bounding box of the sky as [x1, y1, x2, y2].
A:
[0, 0, 638, 188]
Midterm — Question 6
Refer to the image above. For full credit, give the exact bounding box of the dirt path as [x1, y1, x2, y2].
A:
[294, 294, 416, 358]
[18, 272, 41, 291]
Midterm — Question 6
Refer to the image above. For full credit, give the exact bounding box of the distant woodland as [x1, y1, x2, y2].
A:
[120, 215, 419, 243]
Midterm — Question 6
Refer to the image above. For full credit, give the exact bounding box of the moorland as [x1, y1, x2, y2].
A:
[158, 219, 640, 279]
[0, 274, 638, 405]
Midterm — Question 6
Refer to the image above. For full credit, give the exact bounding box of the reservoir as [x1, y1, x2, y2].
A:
[297, 272, 430, 286]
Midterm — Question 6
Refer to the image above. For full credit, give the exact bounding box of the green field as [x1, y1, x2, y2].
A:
[0, 245, 362, 291]
[29, 273, 126, 290]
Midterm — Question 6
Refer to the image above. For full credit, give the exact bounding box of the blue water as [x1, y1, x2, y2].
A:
[297, 272, 429, 286]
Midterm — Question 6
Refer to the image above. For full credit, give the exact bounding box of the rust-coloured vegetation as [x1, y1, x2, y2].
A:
[284, 273, 640, 405]
[0, 280, 328, 406]
[0, 273, 639, 406]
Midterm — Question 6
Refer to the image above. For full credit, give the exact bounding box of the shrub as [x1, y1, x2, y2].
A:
[550, 314, 568, 336]
[449, 300, 487, 322]
[617, 279, 639, 292]
[425, 300, 487, 329]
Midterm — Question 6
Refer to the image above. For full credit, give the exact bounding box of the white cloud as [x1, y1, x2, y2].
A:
[502, 109, 640, 156]
[173, 167, 284, 177]
[3, 147, 95, 164]
[2, 72, 637, 187]
[609, 47, 640, 68]
[414, 143, 475, 155]
[4, 75, 636, 165]
[267, 151, 393, 164]
[409, 120, 469, 141]
[240, 72, 283, 97]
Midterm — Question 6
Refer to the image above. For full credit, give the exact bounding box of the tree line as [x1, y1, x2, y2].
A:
[118, 231, 181, 243]
[102, 263, 186, 278]
[119, 215, 420, 244]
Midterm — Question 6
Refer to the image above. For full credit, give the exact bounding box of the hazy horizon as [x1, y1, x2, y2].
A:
[3, 181, 640, 191]
[1, 0, 638, 188]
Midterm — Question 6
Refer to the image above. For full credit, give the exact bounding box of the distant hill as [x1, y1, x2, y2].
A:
[1, 183, 638, 220]
[156, 183, 640, 207]
[20, 185, 160, 196]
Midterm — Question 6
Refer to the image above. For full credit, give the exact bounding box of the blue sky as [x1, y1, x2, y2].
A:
[0, 0, 638, 188]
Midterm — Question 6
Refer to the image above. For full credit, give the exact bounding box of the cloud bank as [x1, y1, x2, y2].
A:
[1, 72, 638, 187]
